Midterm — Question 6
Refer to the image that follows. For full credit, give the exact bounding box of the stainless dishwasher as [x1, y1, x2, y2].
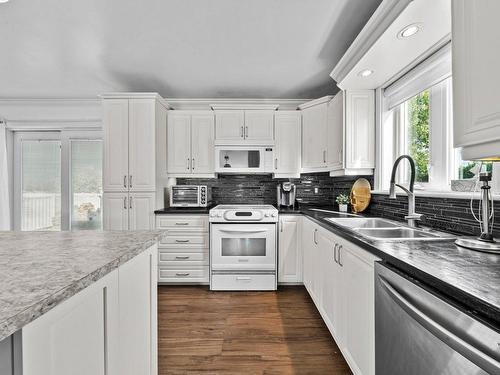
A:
[375, 262, 500, 375]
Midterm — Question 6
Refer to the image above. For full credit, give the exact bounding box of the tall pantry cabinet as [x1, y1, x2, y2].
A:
[102, 93, 169, 230]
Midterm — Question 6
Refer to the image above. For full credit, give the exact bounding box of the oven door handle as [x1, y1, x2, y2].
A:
[218, 228, 269, 233]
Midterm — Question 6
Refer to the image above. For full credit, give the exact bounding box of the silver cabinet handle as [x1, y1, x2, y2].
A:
[275, 158, 278, 170]
[245, 126, 248, 138]
[123, 175, 127, 188]
[129, 196, 132, 209]
[192, 158, 195, 170]
[378, 275, 500, 374]
[240, 126, 244, 138]
[236, 276, 251, 281]
[175, 222, 189, 226]
[334, 244, 338, 263]
[340, 149, 343, 164]
[280, 219, 283, 232]
[187, 158, 190, 170]
[176, 272, 190, 276]
[175, 239, 190, 243]
[129, 175, 132, 188]
[313, 229, 318, 245]
[323, 150, 327, 163]
[175, 256, 190, 260]
[338, 245, 343, 267]
[123, 196, 127, 209]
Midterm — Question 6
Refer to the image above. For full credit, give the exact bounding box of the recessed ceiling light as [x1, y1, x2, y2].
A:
[398, 23, 422, 39]
[0, 0, 9, 3]
[358, 69, 374, 78]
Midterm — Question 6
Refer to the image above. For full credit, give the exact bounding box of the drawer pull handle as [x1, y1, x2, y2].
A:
[236, 276, 251, 281]
[176, 272, 190, 276]
[238, 259, 249, 262]
[175, 239, 190, 243]
[175, 222, 189, 226]
[175, 256, 190, 260]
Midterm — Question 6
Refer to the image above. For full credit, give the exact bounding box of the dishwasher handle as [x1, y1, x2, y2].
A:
[378, 274, 500, 374]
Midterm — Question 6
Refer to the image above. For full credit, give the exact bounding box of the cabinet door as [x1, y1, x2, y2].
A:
[278, 215, 302, 283]
[22, 271, 119, 375]
[344, 90, 375, 170]
[129, 192, 155, 230]
[191, 113, 215, 175]
[301, 218, 316, 292]
[301, 105, 328, 170]
[128, 99, 156, 191]
[103, 192, 129, 230]
[453, 0, 500, 159]
[118, 246, 158, 375]
[244, 110, 275, 144]
[340, 244, 377, 375]
[215, 111, 245, 143]
[103, 99, 129, 192]
[327, 92, 344, 170]
[274, 112, 301, 175]
[167, 113, 192, 174]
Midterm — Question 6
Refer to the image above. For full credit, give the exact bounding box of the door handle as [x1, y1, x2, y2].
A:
[175, 222, 189, 226]
[123, 175, 127, 188]
[378, 275, 500, 374]
[280, 219, 283, 232]
[176, 272, 190, 276]
[275, 158, 278, 170]
[129, 175, 132, 188]
[192, 158, 195, 170]
[245, 126, 248, 138]
[219, 228, 269, 233]
[186, 158, 190, 170]
[333, 244, 338, 263]
[123, 196, 127, 209]
[323, 150, 327, 163]
[236, 276, 251, 281]
[337, 245, 343, 267]
[175, 239, 190, 243]
[313, 229, 318, 245]
[129, 196, 132, 209]
[175, 256, 190, 260]
[240, 126, 244, 138]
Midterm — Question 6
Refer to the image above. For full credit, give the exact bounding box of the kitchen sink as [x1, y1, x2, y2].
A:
[325, 217, 400, 229]
[355, 227, 454, 241]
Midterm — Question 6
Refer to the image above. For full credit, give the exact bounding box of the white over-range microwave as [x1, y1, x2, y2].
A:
[214, 146, 274, 174]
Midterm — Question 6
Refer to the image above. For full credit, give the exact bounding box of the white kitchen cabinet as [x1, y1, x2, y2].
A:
[278, 215, 302, 283]
[167, 111, 215, 177]
[214, 110, 274, 145]
[301, 217, 316, 295]
[300, 98, 330, 171]
[299, 91, 374, 176]
[452, 0, 500, 160]
[102, 93, 169, 230]
[274, 111, 301, 177]
[103, 192, 155, 231]
[22, 245, 157, 375]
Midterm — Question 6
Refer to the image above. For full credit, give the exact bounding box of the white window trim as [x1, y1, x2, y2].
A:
[13, 130, 102, 231]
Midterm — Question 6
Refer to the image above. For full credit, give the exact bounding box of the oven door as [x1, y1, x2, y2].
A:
[210, 224, 276, 270]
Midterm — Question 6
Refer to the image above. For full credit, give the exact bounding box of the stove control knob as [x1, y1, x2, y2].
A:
[271, 212, 277, 217]
[217, 212, 222, 217]
[210, 212, 216, 217]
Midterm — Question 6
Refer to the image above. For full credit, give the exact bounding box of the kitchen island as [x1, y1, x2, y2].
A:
[0, 230, 161, 375]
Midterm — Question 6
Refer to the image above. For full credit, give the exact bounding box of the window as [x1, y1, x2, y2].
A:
[14, 131, 102, 231]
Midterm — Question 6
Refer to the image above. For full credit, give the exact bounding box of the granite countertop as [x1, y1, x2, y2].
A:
[0, 230, 163, 341]
[298, 207, 500, 327]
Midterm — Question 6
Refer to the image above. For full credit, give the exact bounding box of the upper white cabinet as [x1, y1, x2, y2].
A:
[167, 111, 215, 177]
[274, 111, 301, 177]
[214, 110, 275, 145]
[102, 93, 169, 229]
[453, 0, 500, 160]
[278, 215, 302, 283]
[299, 92, 375, 176]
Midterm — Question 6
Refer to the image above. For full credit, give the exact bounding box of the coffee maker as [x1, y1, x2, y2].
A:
[277, 182, 296, 208]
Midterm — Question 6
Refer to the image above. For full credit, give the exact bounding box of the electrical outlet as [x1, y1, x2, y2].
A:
[314, 187, 319, 194]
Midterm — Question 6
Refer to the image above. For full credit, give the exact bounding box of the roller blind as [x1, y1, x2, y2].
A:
[383, 42, 451, 109]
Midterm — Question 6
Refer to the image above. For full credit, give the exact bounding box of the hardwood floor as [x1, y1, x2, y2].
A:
[158, 285, 351, 375]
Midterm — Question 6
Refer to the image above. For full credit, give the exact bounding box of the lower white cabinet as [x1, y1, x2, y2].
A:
[156, 214, 209, 284]
[22, 245, 158, 375]
[278, 215, 302, 283]
[302, 217, 378, 375]
[103, 192, 155, 230]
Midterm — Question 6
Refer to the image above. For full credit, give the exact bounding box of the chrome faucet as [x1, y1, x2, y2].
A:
[389, 155, 423, 228]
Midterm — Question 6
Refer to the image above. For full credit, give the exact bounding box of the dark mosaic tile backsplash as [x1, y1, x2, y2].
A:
[178, 173, 499, 237]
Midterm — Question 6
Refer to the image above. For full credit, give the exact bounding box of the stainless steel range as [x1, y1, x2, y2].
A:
[209, 204, 278, 291]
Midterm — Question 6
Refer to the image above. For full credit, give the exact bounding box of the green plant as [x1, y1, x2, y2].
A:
[407, 90, 430, 183]
[336, 193, 350, 205]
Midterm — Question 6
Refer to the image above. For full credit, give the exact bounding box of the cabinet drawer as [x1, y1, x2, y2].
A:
[159, 234, 208, 247]
[159, 251, 208, 266]
[158, 267, 209, 283]
[211, 273, 276, 291]
[156, 215, 208, 231]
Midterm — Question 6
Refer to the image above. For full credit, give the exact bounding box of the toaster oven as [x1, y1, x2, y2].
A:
[170, 185, 209, 207]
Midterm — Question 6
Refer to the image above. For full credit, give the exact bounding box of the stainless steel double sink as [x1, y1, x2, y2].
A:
[324, 217, 455, 241]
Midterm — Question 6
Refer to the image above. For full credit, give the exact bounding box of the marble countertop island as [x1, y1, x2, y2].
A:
[0, 230, 162, 341]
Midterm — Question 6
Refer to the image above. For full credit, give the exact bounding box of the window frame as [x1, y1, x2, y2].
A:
[13, 130, 102, 231]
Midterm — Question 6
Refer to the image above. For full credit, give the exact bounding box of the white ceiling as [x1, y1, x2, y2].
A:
[0, 0, 381, 99]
